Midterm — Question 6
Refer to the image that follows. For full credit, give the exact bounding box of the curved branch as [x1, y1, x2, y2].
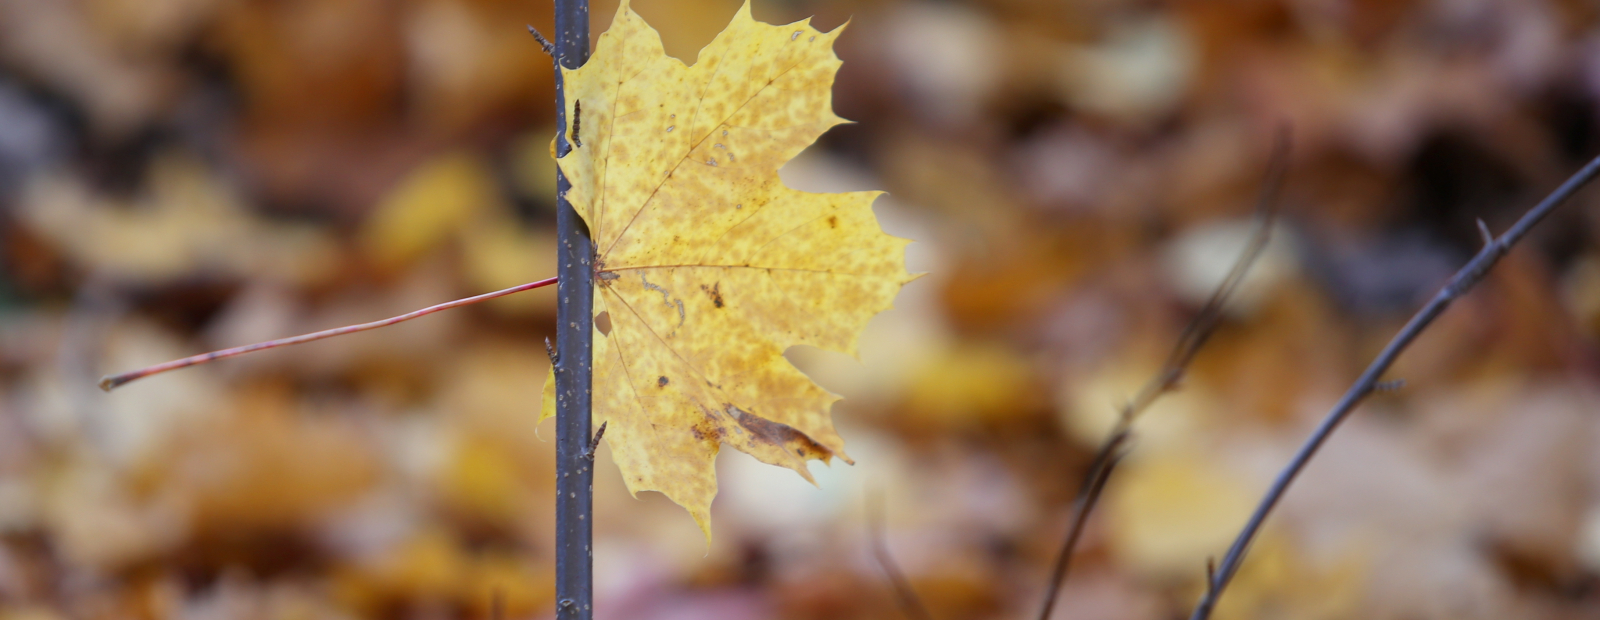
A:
[1187, 152, 1600, 620]
[1034, 127, 1290, 620]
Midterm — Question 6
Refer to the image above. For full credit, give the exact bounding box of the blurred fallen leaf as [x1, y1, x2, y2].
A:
[0, 0, 173, 135]
[404, 0, 555, 132]
[1104, 449, 1255, 576]
[902, 341, 1045, 426]
[17, 153, 340, 285]
[459, 212, 557, 316]
[1163, 219, 1298, 319]
[362, 152, 498, 271]
[333, 525, 552, 615]
[1053, 15, 1194, 125]
[1059, 354, 1215, 451]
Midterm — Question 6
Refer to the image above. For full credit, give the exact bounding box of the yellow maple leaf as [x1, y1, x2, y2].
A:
[540, 0, 914, 537]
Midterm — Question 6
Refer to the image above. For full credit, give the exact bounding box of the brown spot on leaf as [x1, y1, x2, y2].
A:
[827, 216, 837, 228]
[658, 376, 669, 387]
[725, 404, 830, 459]
[595, 311, 612, 336]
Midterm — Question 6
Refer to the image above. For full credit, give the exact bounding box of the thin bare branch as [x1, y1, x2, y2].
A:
[1187, 152, 1600, 620]
[868, 489, 934, 620]
[98, 276, 558, 391]
[1032, 431, 1131, 620]
[1035, 127, 1291, 620]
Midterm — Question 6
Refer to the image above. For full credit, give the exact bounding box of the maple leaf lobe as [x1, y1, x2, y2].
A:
[542, 0, 914, 538]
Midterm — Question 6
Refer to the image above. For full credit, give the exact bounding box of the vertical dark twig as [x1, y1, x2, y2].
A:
[1187, 152, 1600, 620]
[1032, 433, 1130, 620]
[1035, 128, 1291, 620]
[552, 0, 593, 617]
[868, 490, 935, 620]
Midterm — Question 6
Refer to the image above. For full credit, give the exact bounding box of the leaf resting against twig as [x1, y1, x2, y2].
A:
[540, 0, 916, 538]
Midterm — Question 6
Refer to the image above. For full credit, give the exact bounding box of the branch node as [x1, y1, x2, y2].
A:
[546, 336, 560, 368]
[1476, 218, 1494, 247]
[527, 25, 555, 57]
[582, 421, 607, 460]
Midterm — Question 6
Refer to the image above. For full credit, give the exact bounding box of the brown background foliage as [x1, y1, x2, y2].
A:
[2, 0, 1600, 618]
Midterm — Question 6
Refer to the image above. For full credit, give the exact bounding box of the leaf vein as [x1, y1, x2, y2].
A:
[599, 58, 807, 259]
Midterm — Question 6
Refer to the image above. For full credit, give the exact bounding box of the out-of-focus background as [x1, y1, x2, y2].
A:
[4, 0, 1600, 618]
